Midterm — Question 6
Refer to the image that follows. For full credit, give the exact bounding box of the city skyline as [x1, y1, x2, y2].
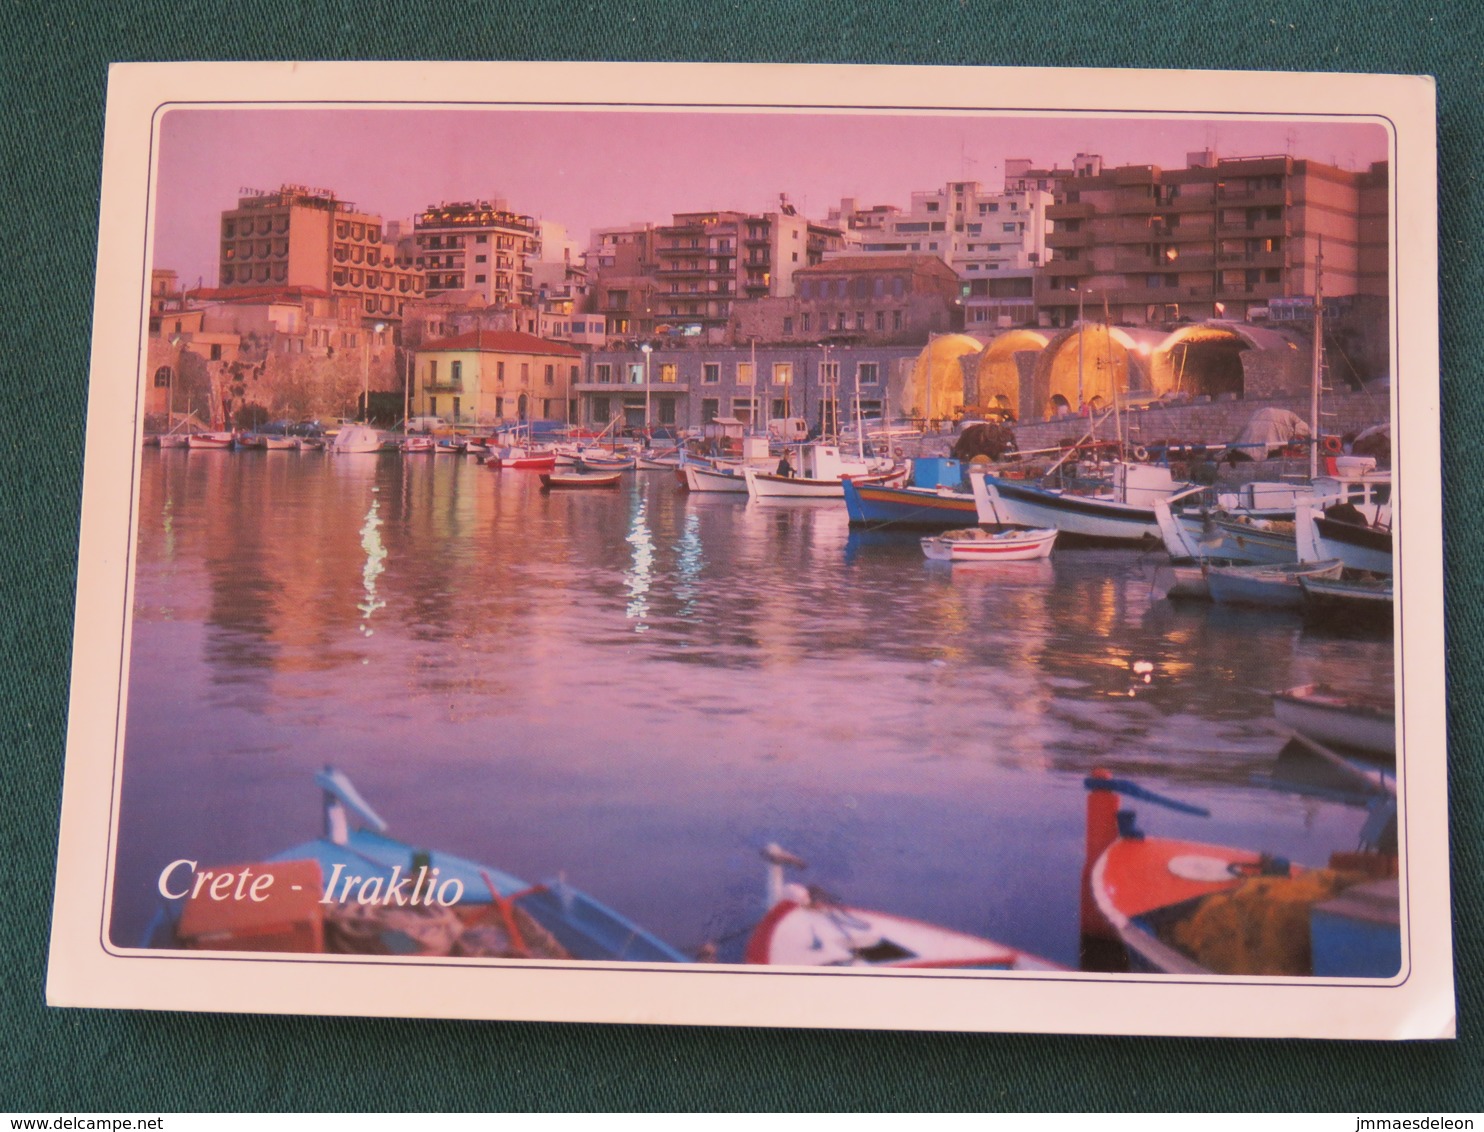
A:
[152, 107, 1389, 288]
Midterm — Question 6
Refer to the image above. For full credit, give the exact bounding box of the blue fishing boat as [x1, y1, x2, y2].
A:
[144, 768, 689, 964]
[841, 458, 978, 529]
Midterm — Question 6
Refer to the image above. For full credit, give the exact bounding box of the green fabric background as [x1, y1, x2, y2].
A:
[2, 1, 1478, 1112]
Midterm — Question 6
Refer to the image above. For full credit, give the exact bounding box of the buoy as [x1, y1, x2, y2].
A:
[1322, 435, 1343, 455]
[1132, 445, 1150, 463]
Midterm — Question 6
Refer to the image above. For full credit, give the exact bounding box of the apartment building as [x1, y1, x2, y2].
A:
[218, 186, 424, 322]
[1038, 152, 1390, 328]
[732, 253, 963, 346]
[412, 199, 541, 308]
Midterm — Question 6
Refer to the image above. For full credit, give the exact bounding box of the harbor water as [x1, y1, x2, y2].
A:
[110, 450, 1396, 966]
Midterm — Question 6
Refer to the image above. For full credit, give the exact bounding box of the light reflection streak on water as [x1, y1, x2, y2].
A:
[357, 492, 387, 633]
[674, 512, 703, 621]
[625, 494, 654, 630]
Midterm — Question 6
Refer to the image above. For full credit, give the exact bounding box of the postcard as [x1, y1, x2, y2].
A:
[47, 61, 1451, 1038]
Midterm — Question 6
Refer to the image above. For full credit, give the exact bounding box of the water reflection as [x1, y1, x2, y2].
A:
[357, 492, 386, 632]
[112, 454, 1396, 962]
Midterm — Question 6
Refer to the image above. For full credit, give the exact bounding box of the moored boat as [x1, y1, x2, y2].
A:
[842, 458, 977, 529]
[743, 845, 1060, 970]
[742, 444, 904, 500]
[1080, 770, 1400, 977]
[330, 424, 383, 454]
[920, 525, 1058, 562]
[489, 448, 557, 471]
[968, 463, 1185, 545]
[186, 431, 235, 450]
[679, 462, 749, 494]
[144, 768, 689, 964]
[1271, 684, 1395, 758]
[539, 471, 623, 490]
[1202, 557, 1344, 609]
[1298, 573, 1394, 630]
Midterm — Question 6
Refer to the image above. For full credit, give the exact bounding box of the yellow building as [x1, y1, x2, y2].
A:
[413, 330, 582, 427]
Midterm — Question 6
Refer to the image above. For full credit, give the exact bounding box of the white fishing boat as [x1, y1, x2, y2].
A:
[1271, 684, 1396, 758]
[743, 845, 1060, 971]
[1296, 498, 1393, 575]
[186, 431, 235, 450]
[742, 444, 903, 500]
[331, 424, 383, 454]
[968, 464, 1185, 543]
[920, 526, 1058, 562]
[1203, 557, 1344, 609]
[679, 462, 749, 494]
[402, 435, 435, 454]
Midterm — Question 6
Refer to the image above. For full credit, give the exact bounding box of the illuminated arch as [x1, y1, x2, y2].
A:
[970, 329, 1050, 417]
[1028, 325, 1160, 418]
[1149, 323, 1309, 399]
[897, 334, 985, 421]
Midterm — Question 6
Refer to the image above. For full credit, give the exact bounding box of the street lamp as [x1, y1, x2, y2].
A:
[640, 341, 653, 437]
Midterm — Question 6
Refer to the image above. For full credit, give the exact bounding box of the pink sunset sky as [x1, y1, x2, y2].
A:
[153, 107, 1389, 287]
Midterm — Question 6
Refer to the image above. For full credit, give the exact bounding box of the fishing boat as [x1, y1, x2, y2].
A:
[263, 435, 297, 451]
[743, 845, 1061, 970]
[539, 471, 623, 490]
[489, 449, 557, 471]
[402, 435, 435, 454]
[1298, 573, 1394, 631]
[741, 444, 903, 500]
[186, 431, 235, 450]
[968, 463, 1185, 545]
[434, 438, 465, 455]
[237, 433, 267, 450]
[1202, 557, 1344, 609]
[330, 424, 383, 454]
[1080, 770, 1400, 977]
[144, 768, 689, 963]
[842, 458, 978, 529]
[1296, 499, 1394, 575]
[920, 526, 1058, 562]
[577, 452, 637, 473]
[1271, 684, 1396, 758]
[678, 462, 749, 494]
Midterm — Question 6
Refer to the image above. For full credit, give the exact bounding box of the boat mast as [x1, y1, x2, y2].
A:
[1310, 237, 1325, 481]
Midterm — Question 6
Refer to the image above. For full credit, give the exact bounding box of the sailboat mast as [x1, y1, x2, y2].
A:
[1310, 237, 1324, 481]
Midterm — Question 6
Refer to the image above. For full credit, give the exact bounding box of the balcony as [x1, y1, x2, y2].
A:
[1217, 187, 1291, 207]
[1116, 252, 1217, 273]
[424, 380, 464, 393]
[1046, 201, 1094, 221]
[1217, 218, 1291, 239]
[1046, 229, 1092, 249]
[1217, 249, 1287, 269]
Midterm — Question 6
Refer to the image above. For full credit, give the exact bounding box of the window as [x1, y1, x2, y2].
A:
[570, 365, 579, 384]
[858, 362, 879, 385]
[153, 366, 171, 388]
[772, 362, 792, 385]
[771, 399, 787, 419]
[893, 310, 903, 331]
[660, 363, 678, 384]
[801, 313, 811, 333]
[820, 361, 840, 385]
[545, 364, 554, 386]
[701, 398, 719, 423]
[496, 361, 506, 384]
[855, 312, 866, 330]
[703, 362, 720, 384]
[737, 362, 754, 386]
[209, 344, 222, 361]
[429, 360, 438, 383]
[628, 363, 645, 384]
[451, 360, 463, 385]
[593, 396, 610, 423]
[595, 363, 612, 384]
[875, 310, 886, 331]
[782, 317, 793, 335]
[521, 363, 530, 384]
[659, 399, 676, 425]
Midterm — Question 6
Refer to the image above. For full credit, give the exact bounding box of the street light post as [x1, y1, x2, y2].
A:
[640, 342, 653, 439]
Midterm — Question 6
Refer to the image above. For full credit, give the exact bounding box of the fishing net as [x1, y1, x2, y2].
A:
[1162, 869, 1358, 976]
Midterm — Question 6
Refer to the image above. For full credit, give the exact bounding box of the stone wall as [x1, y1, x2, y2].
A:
[1009, 390, 1390, 454]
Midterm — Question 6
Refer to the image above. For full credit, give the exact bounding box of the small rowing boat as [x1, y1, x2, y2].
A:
[743, 845, 1061, 970]
[919, 525, 1058, 562]
[1271, 684, 1395, 758]
[539, 471, 623, 490]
